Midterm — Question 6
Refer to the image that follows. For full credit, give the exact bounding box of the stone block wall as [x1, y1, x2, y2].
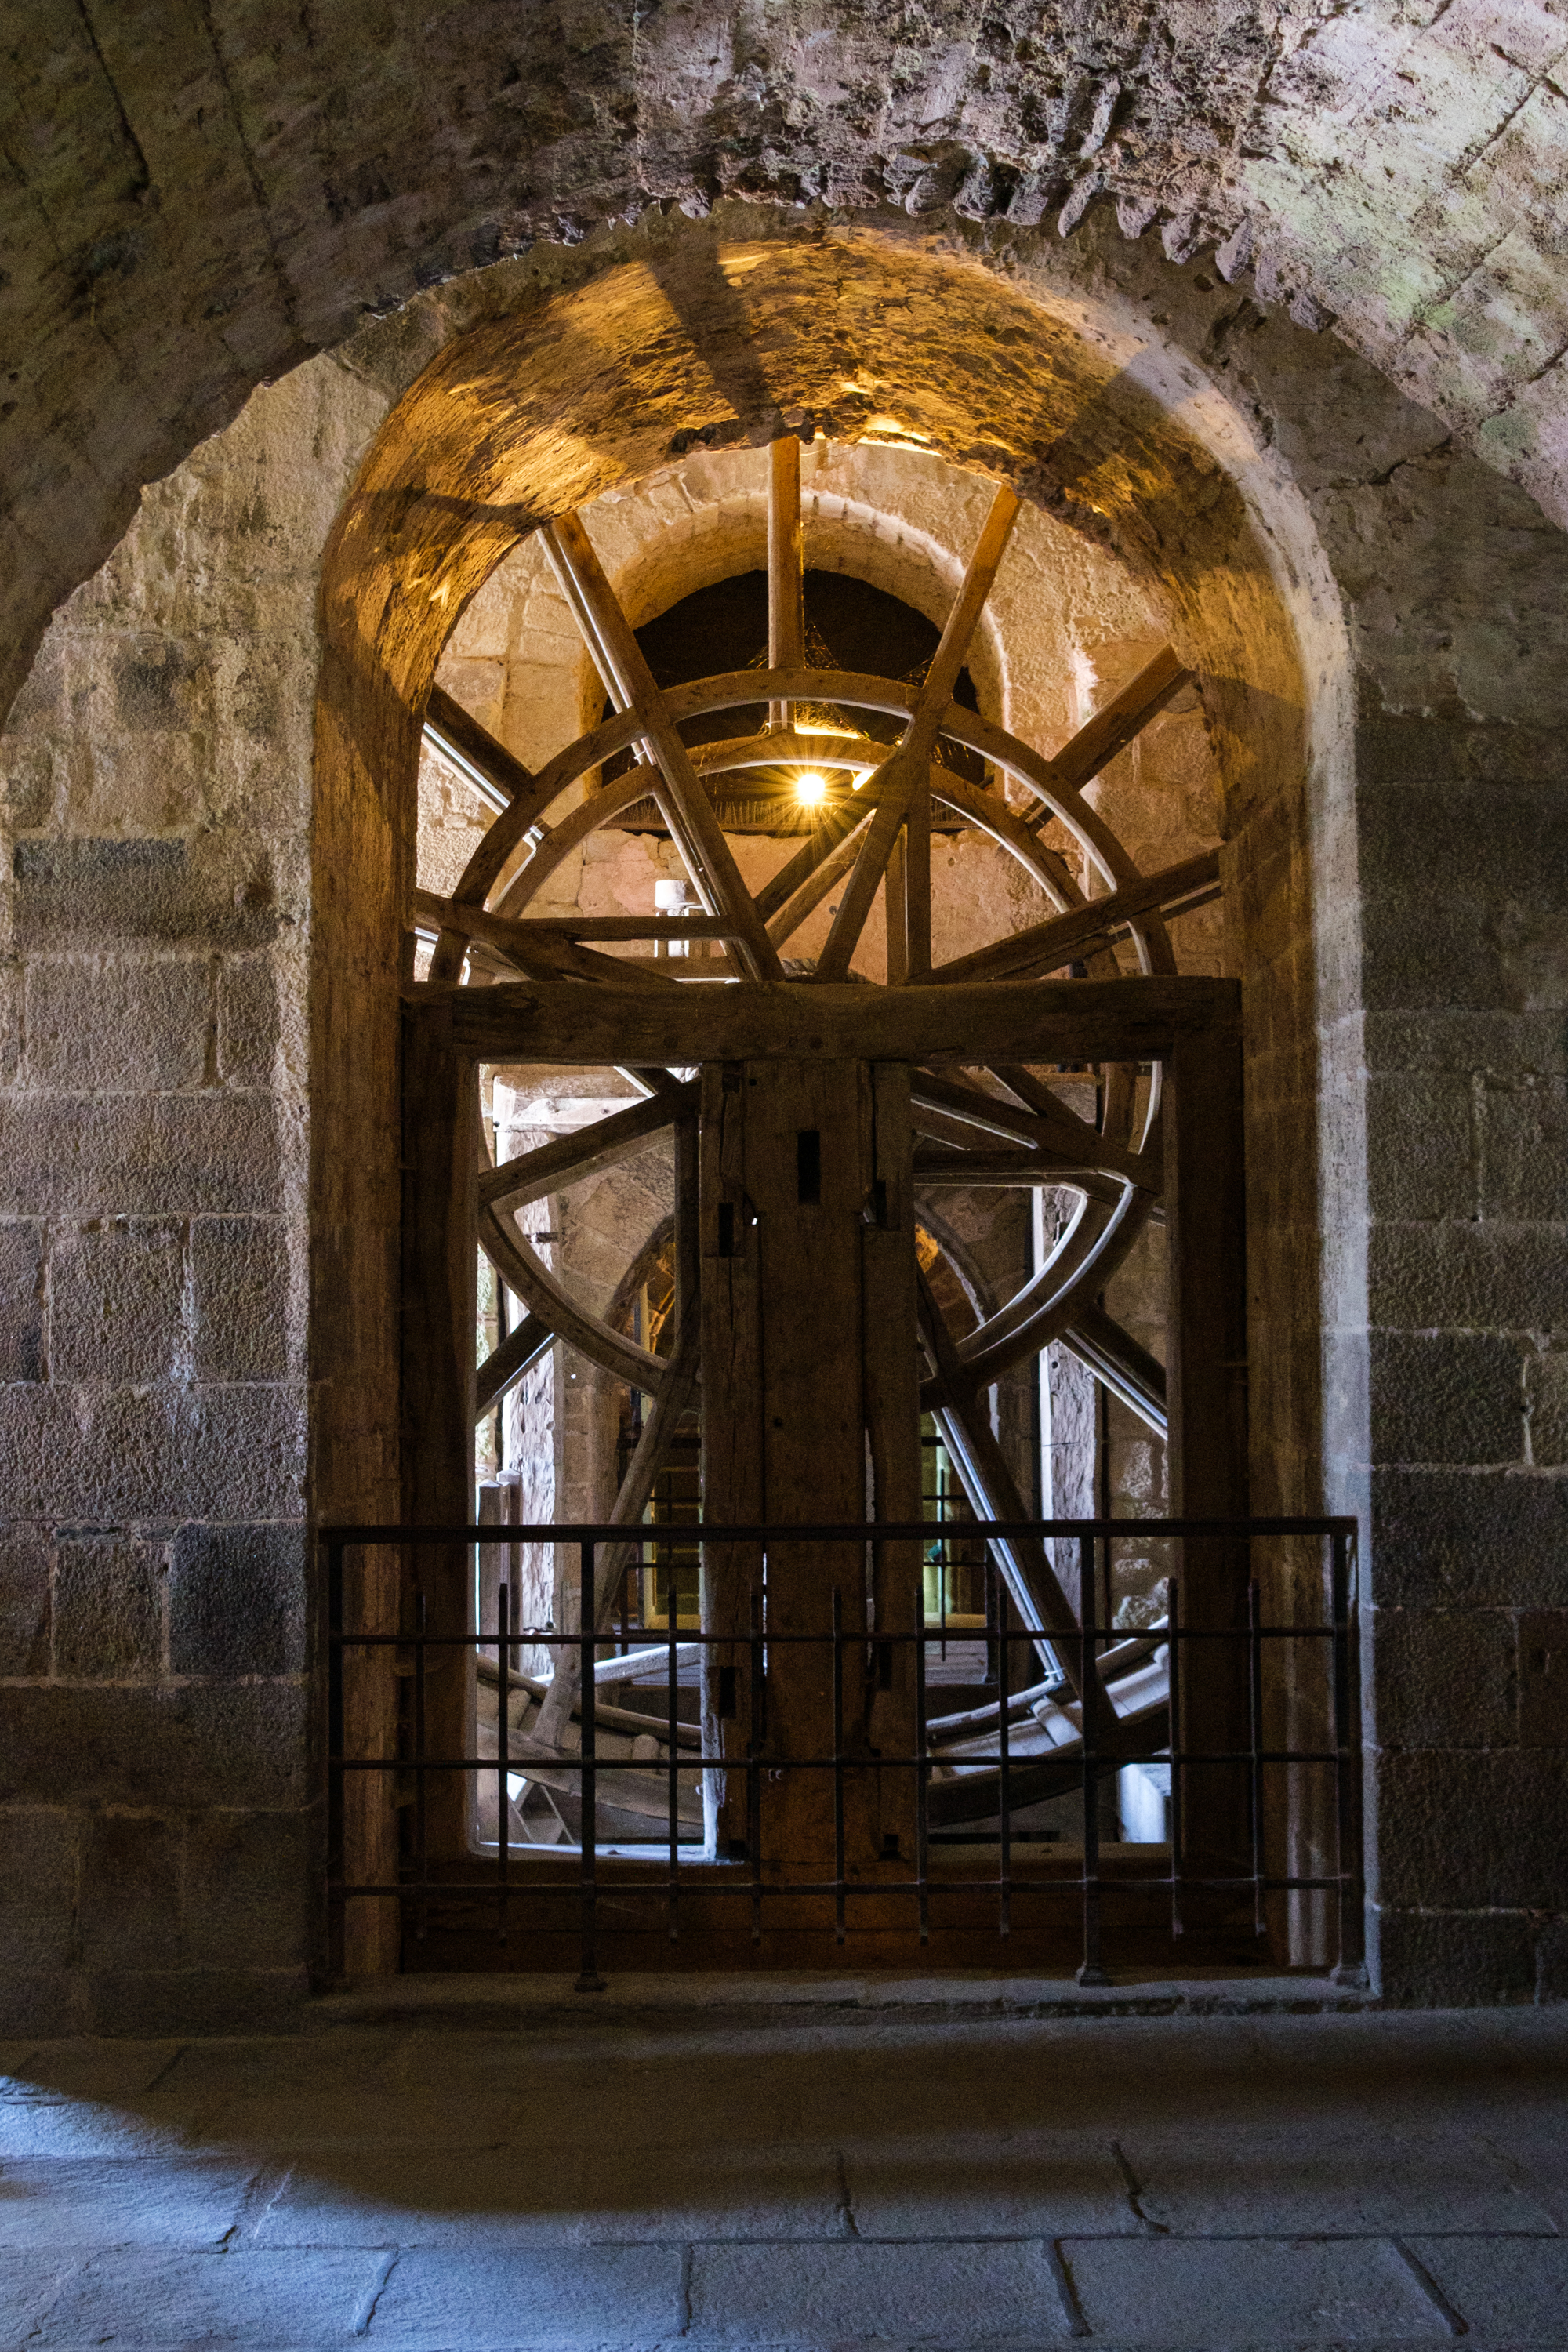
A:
[0, 358, 384, 2033]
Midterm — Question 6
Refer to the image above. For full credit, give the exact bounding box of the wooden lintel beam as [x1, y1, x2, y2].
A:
[418, 974, 1240, 1068]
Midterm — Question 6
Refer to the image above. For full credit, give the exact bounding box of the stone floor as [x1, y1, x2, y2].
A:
[3, 1980, 1568, 2350]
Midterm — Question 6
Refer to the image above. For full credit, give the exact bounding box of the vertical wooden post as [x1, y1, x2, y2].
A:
[401, 1002, 478, 1864]
[699, 1063, 764, 1856]
[1163, 1014, 1250, 1874]
[768, 434, 804, 735]
[862, 1064, 922, 1858]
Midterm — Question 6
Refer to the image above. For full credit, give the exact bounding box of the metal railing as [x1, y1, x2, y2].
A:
[325, 1515, 1362, 1990]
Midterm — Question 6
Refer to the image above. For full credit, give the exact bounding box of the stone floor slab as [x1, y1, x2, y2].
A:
[1122, 2125, 1557, 2235]
[686, 2238, 1073, 2344]
[0, 2252, 86, 2347]
[31, 2249, 387, 2347]
[1406, 2233, 1568, 2342]
[1058, 2235, 1445, 2344]
[843, 2129, 1137, 2238]
[0, 2158, 260, 2248]
[256, 2143, 844, 2244]
[362, 2245, 684, 2345]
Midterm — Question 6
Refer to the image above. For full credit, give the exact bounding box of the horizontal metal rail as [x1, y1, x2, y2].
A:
[325, 1515, 1361, 1992]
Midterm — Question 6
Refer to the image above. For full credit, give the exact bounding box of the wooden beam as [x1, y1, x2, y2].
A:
[414, 889, 684, 991]
[423, 684, 535, 809]
[768, 435, 804, 734]
[816, 485, 1020, 981]
[1163, 1015, 1250, 1872]
[861, 1063, 922, 1856]
[478, 1207, 666, 1395]
[430, 975, 1241, 1069]
[543, 514, 784, 984]
[1062, 1304, 1167, 1438]
[481, 1082, 697, 1214]
[767, 815, 872, 949]
[1025, 645, 1194, 822]
[474, 1311, 553, 1419]
[929, 848, 1221, 988]
[910, 1067, 1158, 1191]
[400, 1007, 478, 1856]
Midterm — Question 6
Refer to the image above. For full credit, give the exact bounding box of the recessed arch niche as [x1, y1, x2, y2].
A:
[314, 225, 1352, 1968]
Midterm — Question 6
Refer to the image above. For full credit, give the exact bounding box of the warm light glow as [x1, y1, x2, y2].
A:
[795, 772, 827, 804]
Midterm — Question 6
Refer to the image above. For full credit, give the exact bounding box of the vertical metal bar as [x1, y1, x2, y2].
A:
[667, 1543, 680, 1944]
[575, 1540, 604, 1992]
[996, 1559, 1011, 1941]
[1078, 1530, 1105, 1984]
[913, 1573, 930, 1946]
[326, 1537, 345, 1980]
[413, 1582, 428, 1944]
[749, 1585, 764, 1945]
[1247, 1575, 1265, 1941]
[1330, 1530, 1367, 1982]
[832, 1584, 847, 1946]
[1167, 1570, 1184, 1942]
[497, 1579, 510, 1945]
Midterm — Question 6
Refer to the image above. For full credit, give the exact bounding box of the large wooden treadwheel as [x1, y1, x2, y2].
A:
[405, 438, 1244, 1870]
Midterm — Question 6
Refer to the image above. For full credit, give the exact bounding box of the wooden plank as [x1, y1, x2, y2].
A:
[544, 514, 785, 984]
[436, 975, 1242, 1069]
[1025, 645, 1193, 820]
[751, 1056, 873, 1869]
[1163, 1018, 1250, 1872]
[930, 848, 1221, 988]
[400, 1006, 478, 1858]
[768, 434, 804, 734]
[861, 1063, 922, 1857]
[816, 485, 1020, 981]
[699, 1062, 764, 1856]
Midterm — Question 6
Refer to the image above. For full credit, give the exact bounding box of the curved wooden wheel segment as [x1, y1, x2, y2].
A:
[419, 441, 1219, 1687]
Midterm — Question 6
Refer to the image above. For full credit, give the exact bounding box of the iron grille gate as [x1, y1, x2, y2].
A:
[325, 1515, 1363, 1987]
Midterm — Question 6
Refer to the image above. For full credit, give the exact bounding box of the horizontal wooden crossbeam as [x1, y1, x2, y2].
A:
[412, 975, 1240, 1067]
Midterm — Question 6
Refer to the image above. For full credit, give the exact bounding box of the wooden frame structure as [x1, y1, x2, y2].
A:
[394, 441, 1248, 1945]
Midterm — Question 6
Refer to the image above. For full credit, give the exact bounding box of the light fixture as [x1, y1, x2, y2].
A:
[795, 772, 827, 805]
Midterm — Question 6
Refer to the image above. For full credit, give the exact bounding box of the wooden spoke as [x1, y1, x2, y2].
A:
[543, 513, 785, 983]
[1062, 1304, 1167, 1437]
[768, 435, 804, 734]
[916, 1263, 1104, 1704]
[816, 484, 1021, 982]
[767, 813, 873, 949]
[481, 1080, 698, 1214]
[931, 848, 1221, 989]
[478, 1206, 668, 1394]
[475, 1312, 553, 1419]
[415, 888, 683, 990]
[529, 1308, 702, 1756]
[1025, 644, 1193, 824]
[423, 684, 535, 808]
[753, 800, 866, 924]
[910, 1069, 1158, 1192]
[912, 1145, 1123, 1203]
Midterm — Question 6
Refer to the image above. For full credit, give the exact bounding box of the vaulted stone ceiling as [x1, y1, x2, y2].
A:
[3, 0, 1564, 718]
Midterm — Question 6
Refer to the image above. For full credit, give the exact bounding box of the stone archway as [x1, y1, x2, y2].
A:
[314, 218, 1350, 1970]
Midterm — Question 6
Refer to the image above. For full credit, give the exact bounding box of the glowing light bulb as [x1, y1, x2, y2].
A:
[795, 772, 827, 804]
